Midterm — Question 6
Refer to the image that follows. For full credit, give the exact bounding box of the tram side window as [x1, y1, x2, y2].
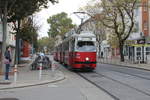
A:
[67, 42, 69, 50]
[64, 42, 67, 51]
[69, 39, 75, 51]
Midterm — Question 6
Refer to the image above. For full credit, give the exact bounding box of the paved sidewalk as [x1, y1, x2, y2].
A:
[99, 58, 150, 70]
[0, 61, 65, 90]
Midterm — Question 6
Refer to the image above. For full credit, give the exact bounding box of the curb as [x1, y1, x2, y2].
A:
[0, 71, 66, 90]
[100, 62, 150, 71]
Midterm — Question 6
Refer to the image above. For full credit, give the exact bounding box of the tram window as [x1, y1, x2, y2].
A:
[76, 41, 96, 52]
[77, 41, 94, 47]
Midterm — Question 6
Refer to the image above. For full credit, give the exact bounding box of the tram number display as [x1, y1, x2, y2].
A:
[78, 37, 92, 41]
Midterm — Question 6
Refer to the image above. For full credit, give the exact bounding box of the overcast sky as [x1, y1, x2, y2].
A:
[35, 0, 90, 38]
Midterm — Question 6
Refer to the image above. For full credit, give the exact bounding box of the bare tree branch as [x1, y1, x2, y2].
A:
[117, 7, 125, 35]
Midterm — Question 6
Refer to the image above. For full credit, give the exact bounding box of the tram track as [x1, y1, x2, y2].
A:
[97, 63, 150, 81]
[77, 72, 120, 100]
[105, 69, 150, 81]
[77, 70, 150, 100]
[95, 72, 150, 96]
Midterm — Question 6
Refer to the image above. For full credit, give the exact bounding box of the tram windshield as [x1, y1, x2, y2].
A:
[76, 41, 96, 52]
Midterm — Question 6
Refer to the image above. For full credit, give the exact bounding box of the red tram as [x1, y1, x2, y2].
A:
[53, 31, 97, 71]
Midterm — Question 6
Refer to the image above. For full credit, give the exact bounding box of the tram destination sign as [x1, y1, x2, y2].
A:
[78, 37, 92, 41]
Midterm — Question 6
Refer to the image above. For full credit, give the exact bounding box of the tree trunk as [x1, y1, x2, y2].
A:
[119, 41, 124, 62]
[0, 1, 8, 73]
[15, 20, 21, 64]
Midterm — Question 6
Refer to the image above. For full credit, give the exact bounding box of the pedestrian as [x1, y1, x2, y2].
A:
[101, 52, 103, 58]
[4, 46, 12, 80]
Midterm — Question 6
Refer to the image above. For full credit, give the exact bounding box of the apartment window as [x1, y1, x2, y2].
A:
[143, 2, 148, 12]
[0, 23, 2, 34]
[135, 22, 139, 31]
[135, 8, 139, 16]
[144, 21, 148, 30]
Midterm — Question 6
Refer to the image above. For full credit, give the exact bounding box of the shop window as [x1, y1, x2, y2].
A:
[146, 47, 150, 55]
[144, 21, 148, 30]
[137, 47, 141, 51]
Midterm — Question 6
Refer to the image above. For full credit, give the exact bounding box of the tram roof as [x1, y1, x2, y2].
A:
[55, 31, 96, 46]
[65, 31, 95, 40]
[78, 31, 95, 37]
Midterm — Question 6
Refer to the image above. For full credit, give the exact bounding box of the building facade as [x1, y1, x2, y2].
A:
[124, 0, 150, 63]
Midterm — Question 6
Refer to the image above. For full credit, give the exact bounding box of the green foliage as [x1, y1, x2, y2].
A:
[38, 37, 55, 52]
[107, 33, 119, 48]
[6, 0, 56, 22]
[19, 18, 38, 43]
[47, 12, 75, 38]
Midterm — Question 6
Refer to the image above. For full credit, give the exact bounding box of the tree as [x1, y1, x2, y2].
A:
[47, 12, 75, 38]
[101, 0, 138, 62]
[20, 17, 38, 43]
[107, 32, 119, 49]
[9, 0, 57, 64]
[19, 17, 39, 52]
[0, 0, 57, 65]
[94, 21, 106, 58]
[38, 37, 55, 53]
[82, 0, 138, 62]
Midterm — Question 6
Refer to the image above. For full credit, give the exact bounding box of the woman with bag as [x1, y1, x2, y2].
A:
[4, 46, 12, 80]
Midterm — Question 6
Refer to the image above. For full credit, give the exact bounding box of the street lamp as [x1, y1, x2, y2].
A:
[73, 11, 94, 18]
[73, 12, 86, 24]
[73, 11, 95, 34]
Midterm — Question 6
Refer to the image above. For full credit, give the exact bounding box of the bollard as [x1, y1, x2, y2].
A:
[51, 63, 56, 77]
[39, 62, 42, 80]
[14, 64, 18, 83]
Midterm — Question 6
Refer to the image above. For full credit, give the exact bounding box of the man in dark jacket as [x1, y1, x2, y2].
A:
[4, 46, 12, 80]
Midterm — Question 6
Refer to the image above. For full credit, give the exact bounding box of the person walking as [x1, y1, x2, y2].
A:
[4, 46, 12, 80]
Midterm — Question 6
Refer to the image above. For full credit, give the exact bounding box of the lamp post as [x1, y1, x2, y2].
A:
[73, 12, 94, 18]
[73, 11, 94, 34]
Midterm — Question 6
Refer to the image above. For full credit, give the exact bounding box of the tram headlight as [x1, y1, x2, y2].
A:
[85, 57, 89, 61]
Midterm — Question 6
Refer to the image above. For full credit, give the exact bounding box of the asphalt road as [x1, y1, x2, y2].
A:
[78, 63, 150, 100]
[0, 63, 113, 100]
[0, 84, 85, 100]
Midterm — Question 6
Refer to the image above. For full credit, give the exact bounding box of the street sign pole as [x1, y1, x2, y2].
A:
[14, 64, 18, 83]
[39, 63, 42, 80]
